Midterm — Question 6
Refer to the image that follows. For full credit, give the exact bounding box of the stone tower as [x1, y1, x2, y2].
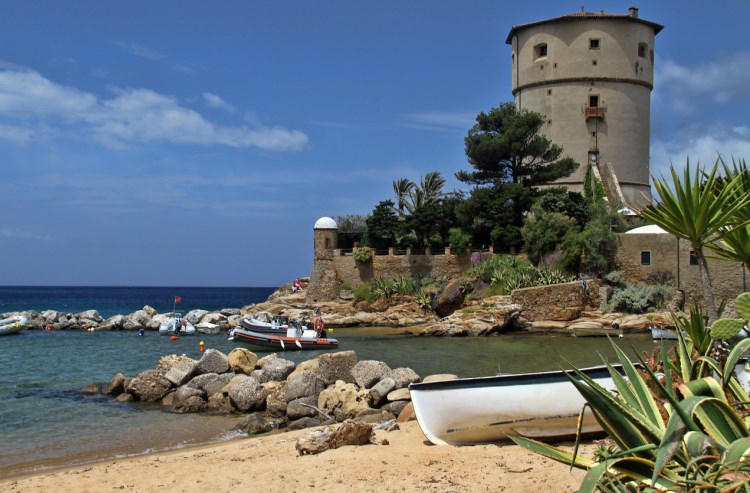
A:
[307, 217, 340, 302]
[506, 7, 663, 207]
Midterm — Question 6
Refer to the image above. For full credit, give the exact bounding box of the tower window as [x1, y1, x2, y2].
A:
[547, 120, 552, 125]
[534, 43, 548, 60]
[592, 59, 598, 66]
[547, 89, 552, 95]
[640, 251, 651, 266]
[638, 42, 648, 58]
[589, 38, 600, 49]
[589, 95, 599, 107]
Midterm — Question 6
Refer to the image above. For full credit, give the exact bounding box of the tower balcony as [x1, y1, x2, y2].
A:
[584, 106, 606, 119]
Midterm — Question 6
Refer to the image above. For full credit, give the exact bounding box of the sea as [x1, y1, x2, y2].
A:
[0, 285, 659, 480]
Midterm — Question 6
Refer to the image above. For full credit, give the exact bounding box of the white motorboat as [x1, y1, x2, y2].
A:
[408, 365, 618, 446]
[0, 316, 28, 336]
[158, 312, 196, 336]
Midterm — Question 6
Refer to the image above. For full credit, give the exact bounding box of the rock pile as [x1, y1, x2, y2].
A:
[95, 349, 427, 435]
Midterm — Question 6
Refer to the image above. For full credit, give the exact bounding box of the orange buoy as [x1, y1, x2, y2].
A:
[199, 341, 205, 352]
[169, 335, 179, 341]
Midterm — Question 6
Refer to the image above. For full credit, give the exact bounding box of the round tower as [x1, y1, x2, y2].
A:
[307, 217, 340, 302]
[506, 7, 663, 207]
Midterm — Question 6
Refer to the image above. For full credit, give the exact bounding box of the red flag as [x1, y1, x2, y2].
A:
[175, 296, 182, 303]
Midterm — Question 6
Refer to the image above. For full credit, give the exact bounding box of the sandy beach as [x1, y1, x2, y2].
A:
[0, 420, 593, 493]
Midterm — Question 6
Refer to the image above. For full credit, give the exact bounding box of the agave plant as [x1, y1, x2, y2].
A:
[508, 293, 750, 491]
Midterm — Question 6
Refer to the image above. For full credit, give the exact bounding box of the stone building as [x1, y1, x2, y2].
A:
[506, 7, 663, 208]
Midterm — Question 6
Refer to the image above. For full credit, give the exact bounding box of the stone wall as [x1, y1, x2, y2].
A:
[511, 280, 602, 321]
[614, 233, 748, 311]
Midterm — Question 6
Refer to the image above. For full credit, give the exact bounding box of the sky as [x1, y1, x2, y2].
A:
[1, 1, 749, 287]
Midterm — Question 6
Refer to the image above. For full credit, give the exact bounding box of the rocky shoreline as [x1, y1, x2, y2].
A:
[90, 347, 427, 442]
[1, 280, 676, 336]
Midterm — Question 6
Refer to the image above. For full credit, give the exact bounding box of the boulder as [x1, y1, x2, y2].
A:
[423, 374, 458, 383]
[220, 308, 241, 317]
[126, 369, 173, 401]
[173, 395, 207, 414]
[434, 278, 465, 317]
[368, 377, 396, 407]
[185, 373, 222, 395]
[236, 414, 274, 435]
[227, 376, 265, 412]
[164, 360, 197, 386]
[206, 393, 235, 413]
[122, 310, 151, 330]
[149, 314, 171, 330]
[256, 358, 295, 383]
[386, 388, 411, 401]
[288, 358, 320, 379]
[200, 312, 226, 325]
[295, 421, 373, 456]
[387, 367, 420, 388]
[257, 353, 278, 368]
[318, 380, 374, 421]
[265, 381, 288, 417]
[383, 400, 409, 417]
[103, 373, 127, 396]
[288, 416, 324, 430]
[174, 385, 206, 402]
[81, 383, 100, 393]
[318, 351, 357, 385]
[202, 373, 233, 397]
[227, 348, 258, 375]
[98, 314, 125, 331]
[396, 401, 416, 423]
[286, 396, 319, 420]
[76, 310, 103, 323]
[351, 360, 392, 389]
[195, 349, 229, 375]
[157, 354, 196, 372]
[142, 305, 157, 317]
[285, 370, 327, 402]
[185, 309, 209, 325]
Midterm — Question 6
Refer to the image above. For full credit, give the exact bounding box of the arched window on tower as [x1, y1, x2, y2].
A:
[534, 43, 547, 60]
[638, 42, 648, 59]
[325, 237, 331, 249]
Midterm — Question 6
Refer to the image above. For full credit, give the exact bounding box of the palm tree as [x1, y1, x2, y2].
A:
[392, 178, 415, 217]
[706, 157, 750, 273]
[640, 158, 749, 321]
[419, 171, 446, 205]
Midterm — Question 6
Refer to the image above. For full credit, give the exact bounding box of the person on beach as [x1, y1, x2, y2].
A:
[292, 278, 302, 293]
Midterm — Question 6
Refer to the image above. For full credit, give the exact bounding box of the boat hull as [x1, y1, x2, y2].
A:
[0, 316, 28, 336]
[158, 318, 196, 336]
[229, 328, 338, 351]
[408, 365, 617, 445]
[238, 317, 288, 334]
[573, 327, 623, 337]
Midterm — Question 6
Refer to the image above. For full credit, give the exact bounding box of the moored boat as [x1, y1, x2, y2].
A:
[239, 315, 289, 333]
[650, 327, 680, 340]
[228, 326, 338, 351]
[408, 364, 621, 445]
[0, 316, 28, 336]
[573, 326, 623, 337]
[158, 312, 196, 336]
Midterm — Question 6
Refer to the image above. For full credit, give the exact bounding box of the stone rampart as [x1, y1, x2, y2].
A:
[511, 280, 602, 322]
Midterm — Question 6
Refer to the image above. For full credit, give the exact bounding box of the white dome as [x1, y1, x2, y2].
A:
[314, 217, 338, 229]
[625, 224, 667, 234]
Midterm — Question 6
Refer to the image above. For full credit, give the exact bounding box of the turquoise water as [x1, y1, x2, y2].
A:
[0, 326, 660, 479]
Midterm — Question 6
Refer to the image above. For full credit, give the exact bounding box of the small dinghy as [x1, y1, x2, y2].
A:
[158, 312, 196, 336]
[239, 314, 289, 334]
[0, 316, 28, 336]
[228, 326, 338, 351]
[408, 364, 622, 446]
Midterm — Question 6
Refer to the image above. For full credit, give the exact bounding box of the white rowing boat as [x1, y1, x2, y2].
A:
[408, 365, 618, 446]
[0, 316, 28, 336]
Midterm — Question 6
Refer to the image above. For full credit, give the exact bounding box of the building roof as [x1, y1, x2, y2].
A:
[314, 217, 338, 229]
[625, 224, 668, 234]
[505, 9, 664, 44]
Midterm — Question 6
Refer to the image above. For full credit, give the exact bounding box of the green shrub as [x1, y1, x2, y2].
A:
[448, 227, 471, 256]
[602, 282, 673, 313]
[352, 246, 373, 264]
[353, 283, 377, 303]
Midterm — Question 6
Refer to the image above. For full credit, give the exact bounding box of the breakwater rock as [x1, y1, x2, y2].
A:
[92, 349, 439, 435]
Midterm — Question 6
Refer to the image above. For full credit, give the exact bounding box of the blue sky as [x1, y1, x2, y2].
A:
[1, 1, 749, 287]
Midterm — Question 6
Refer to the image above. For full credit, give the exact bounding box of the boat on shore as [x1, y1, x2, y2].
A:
[650, 327, 680, 340]
[572, 326, 623, 337]
[239, 315, 289, 333]
[0, 316, 28, 336]
[228, 326, 338, 350]
[158, 312, 196, 336]
[408, 364, 621, 445]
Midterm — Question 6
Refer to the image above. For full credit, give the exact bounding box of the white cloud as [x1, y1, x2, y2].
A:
[115, 41, 164, 61]
[0, 123, 32, 143]
[650, 124, 750, 179]
[401, 111, 475, 132]
[654, 52, 750, 114]
[0, 68, 308, 151]
[203, 92, 236, 112]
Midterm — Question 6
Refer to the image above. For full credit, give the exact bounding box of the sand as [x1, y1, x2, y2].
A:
[0, 420, 594, 493]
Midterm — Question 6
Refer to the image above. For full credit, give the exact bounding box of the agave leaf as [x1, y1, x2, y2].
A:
[659, 343, 674, 397]
[607, 343, 664, 428]
[736, 292, 750, 320]
[688, 395, 750, 447]
[505, 434, 597, 470]
[653, 410, 689, 480]
[680, 375, 728, 402]
[723, 338, 750, 386]
[683, 430, 719, 458]
[710, 318, 745, 340]
[562, 366, 661, 456]
[579, 457, 681, 492]
[722, 436, 750, 464]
